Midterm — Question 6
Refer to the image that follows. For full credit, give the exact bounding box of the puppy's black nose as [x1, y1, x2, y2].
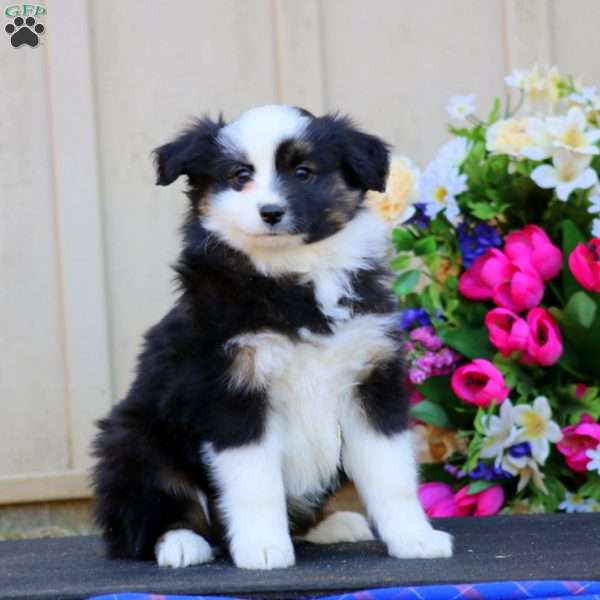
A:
[260, 204, 286, 225]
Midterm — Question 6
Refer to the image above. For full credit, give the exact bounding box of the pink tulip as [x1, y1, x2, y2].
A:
[485, 308, 529, 356]
[418, 482, 459, 517]
[504, 225, 562, 281]
[479, 249, 514, 289]
[569, 239, 600, 293]
[455, 484, 505, 516]
[459, 249, 545, 312]
[492, 257, 545, 312]
[458, 254, 494, 300]
[524, 308, 563, 366]
[451, 359, 510, 407]
[557, 414, 600, 472]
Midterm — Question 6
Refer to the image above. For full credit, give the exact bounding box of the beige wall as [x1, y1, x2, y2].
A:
[2, 0, 600, 504]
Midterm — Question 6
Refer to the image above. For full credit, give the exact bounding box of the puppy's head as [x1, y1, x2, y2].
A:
[154, 105, 389, 251]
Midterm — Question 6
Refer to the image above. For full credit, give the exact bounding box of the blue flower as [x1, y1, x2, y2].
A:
[406, 203, 430, 228]
[508, 442, 532, 458]
[468, 462, 513, 481]
[457, 221, 502, 268]
[399, 308, 431, 330]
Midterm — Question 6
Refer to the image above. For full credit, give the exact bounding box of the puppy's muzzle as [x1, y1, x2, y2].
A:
[260, 204, 286, 226]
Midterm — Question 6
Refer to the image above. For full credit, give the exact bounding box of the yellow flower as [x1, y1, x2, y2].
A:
[506, 65, 562, 114]
[414, 424, 467, 463]
[486, 118, 533, 157]
[366, 155, 419, 224]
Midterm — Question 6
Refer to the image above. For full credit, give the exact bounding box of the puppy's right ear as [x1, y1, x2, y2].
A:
[153, 117, 224, 186]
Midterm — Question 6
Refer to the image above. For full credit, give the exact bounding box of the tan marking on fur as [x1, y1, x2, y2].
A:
[227, 344, 260, 390]
[225, 332, 296, 391]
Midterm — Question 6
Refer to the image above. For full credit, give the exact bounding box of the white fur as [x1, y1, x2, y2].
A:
[227, 314, 398, 500]
[303, 511, 375, 544]
[155, 529, 214, 568]
[204, 105, 308, 244]
[202, 431, 295, 570]
[341, 420, 453, 559]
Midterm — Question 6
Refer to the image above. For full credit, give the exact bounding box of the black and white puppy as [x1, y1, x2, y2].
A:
[92, 105, 452, 569]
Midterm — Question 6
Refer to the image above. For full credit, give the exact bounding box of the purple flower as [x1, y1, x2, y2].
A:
[410, 326, 443, 351]
[406, 203, 430, 228]
[468, 462, 513, 482]
[457, 221, 502, 268]
[408, 367, 428, 385]
[416, 352, 437, 372]
[400, 308, 431, 330]
[508, 442, 532, 458]
[444, 464, 466, 479]
[433, 347, 459, 369]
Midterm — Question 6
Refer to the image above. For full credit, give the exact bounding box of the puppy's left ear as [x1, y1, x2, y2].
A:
[344, 127, 390, 192]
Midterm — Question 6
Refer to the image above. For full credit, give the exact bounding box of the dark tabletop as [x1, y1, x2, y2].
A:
[1, 513, 599, 600]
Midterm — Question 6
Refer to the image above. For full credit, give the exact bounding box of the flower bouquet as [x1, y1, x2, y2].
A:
[380, 66, 600, 515]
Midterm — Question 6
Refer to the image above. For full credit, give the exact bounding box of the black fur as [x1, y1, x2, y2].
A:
[92, 107, 408, 563]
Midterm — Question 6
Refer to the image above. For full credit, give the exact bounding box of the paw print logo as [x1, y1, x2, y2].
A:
[5, 16, 45, 48]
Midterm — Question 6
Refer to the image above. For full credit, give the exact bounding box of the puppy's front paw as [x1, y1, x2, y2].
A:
[155, 529, 214, 568]
[231, 535, 295, 570]
[387, 527, 453, 559]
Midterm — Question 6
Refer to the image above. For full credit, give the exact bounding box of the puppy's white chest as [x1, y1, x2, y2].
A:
[228, 314, 398, 498]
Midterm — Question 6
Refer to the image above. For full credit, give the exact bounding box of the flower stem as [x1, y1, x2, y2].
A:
[548, 280, 565, 306]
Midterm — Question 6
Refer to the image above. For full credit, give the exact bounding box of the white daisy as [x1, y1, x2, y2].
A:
[570, 86, 598, 111]
[559, 492, 597, 513]
[447, 94, 476, 121]
[531, 150, 598, 201]
[546, 107, 600, 155]
[586, 445, 600, 474]
[480, 400, 520, 461]
[505, 68, 527, 89]
[436, 137, 469, 167]
[419, 161, 466, 223]
[588, 186, 600, 214]
[593, 218, 600, 238]
[513, 396, 562, 465]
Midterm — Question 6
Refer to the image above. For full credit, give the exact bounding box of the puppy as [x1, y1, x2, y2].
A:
[92, 105, 452, 569]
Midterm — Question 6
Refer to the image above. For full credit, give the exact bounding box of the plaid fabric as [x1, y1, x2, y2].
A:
[88, 580, 600, 600]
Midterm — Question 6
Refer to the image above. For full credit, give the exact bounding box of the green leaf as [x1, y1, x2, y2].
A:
[439, 326, 495, 360]
[580, 474, 600, 501]
[392, 270, 420, 296]
[417, 376, 455, 405]
[487, 97, 501, 125]
[410, 400, 452, 428]
[562, 220, 586, 298]
[468, 201, 501, 220]
[467, 480, 497, 495]
[565, 291, 597, 328]
[391, 228, 414, 252]
[389, 254, 411, 271]
[414, 237, 437, 256]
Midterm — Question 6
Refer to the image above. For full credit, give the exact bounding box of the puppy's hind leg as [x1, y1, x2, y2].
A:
[302, 511, 375, 544]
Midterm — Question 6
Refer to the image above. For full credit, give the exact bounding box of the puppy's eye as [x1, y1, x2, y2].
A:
[294, 165, 314, 182]
[231, 167, 253, 188]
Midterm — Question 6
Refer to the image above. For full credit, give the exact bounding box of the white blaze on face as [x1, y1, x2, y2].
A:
[204, 105, 309, 250]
